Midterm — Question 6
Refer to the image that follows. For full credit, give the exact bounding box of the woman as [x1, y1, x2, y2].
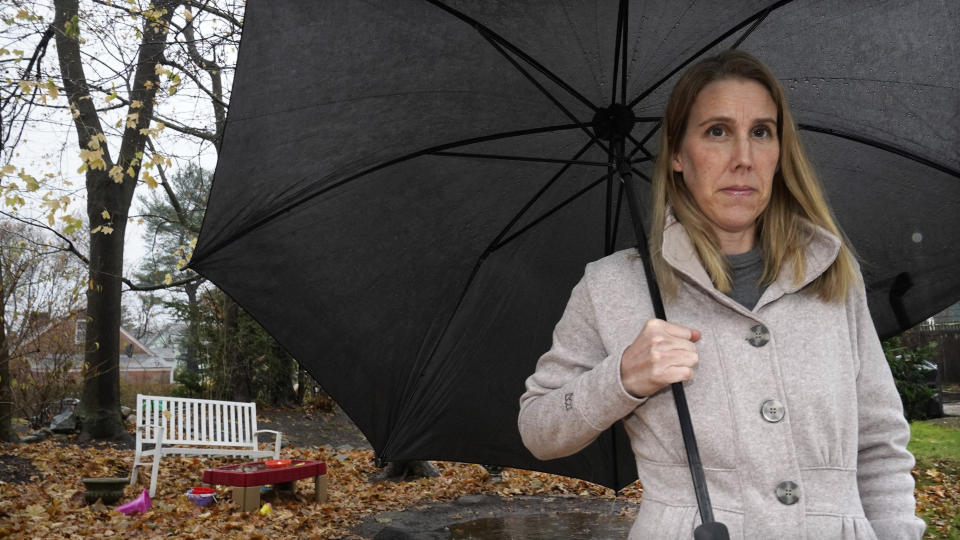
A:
[518, 50, 924, 539]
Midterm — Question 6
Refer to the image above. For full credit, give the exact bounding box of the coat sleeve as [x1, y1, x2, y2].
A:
[849, 282, 926, 539]
[517, 271, 645, 461]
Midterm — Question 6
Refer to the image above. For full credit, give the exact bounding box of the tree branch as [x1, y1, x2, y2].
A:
[156, 56, 229, 110]
[145, 137, 198, 234]
[181, 0, 244, 28]
[148, 113, 217, 140]
[182, 14, 226, 143]
[123, 273, 204, 292]
[0, 211, 90, 267]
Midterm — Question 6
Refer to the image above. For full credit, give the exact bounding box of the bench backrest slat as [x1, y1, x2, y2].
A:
[135, 394, 259, 447]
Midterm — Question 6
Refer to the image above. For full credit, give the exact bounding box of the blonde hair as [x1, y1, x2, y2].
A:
[649, 50, 858, 302]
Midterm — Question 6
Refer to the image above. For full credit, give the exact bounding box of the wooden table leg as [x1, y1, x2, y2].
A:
[314, 474, 328, 503]
[233, 485, 261, 512]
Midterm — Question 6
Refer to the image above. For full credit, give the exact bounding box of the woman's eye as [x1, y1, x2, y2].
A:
[708, 126, 725, 137]
[753, 126, 771, 138]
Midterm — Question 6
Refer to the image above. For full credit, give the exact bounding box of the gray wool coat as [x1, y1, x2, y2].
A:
[518, 214, 925, 539]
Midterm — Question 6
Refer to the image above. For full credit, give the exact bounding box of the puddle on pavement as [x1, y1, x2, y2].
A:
[442, 512, 632, 539]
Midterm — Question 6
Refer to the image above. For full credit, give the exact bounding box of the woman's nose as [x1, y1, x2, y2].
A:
[731, 136, 753, 170]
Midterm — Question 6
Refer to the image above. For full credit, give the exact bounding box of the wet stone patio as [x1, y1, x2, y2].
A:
[355, 494, 638, 539]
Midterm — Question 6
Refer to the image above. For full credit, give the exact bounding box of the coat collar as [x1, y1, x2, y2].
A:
[661, 209, 842, 312]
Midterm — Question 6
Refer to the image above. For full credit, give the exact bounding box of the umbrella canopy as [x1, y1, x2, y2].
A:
[190, 0, 960, 490]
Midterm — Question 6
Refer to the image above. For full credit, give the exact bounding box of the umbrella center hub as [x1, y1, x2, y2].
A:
[592, 104, 636, 141]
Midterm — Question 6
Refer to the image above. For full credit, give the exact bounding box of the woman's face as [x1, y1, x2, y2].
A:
[672, 78, 779, 254]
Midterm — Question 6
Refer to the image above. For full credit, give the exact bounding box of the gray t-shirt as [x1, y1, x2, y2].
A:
[726, 248, 765, 310]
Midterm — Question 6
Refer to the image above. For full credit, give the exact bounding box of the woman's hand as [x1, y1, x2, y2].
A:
[620, 319, 701, 398]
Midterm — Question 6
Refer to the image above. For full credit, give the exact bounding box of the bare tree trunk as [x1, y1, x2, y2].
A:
[54, 0, 180, 441]
[223, 296, 249, 402]
[0, 263, 19, 442]
[297, 366, 307, 405]
[272, 345, 298, 406]
[183, 280, 200, 374]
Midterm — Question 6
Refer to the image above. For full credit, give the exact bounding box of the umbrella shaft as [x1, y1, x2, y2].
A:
[616, 143, 719, 527]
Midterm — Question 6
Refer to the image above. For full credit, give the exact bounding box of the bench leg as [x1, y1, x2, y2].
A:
[233, 485, 261, 513]
[149, 456, 161, 498]
[314, 474, 328, 503]
[129, 463, 139, 486]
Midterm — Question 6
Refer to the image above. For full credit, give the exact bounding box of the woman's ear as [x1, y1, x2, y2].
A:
[672, 152, 683, 173]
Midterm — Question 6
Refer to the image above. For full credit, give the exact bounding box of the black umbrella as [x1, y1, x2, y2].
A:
[190, 0, 960, 495]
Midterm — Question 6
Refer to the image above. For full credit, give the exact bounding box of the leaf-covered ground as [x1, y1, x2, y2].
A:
[0, 438, 642, 539]
[0, 419, 956, 538]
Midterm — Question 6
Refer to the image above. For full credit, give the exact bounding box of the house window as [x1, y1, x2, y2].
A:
[75, 320, 87, 344]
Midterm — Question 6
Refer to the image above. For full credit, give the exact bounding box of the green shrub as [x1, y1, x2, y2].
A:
[118, 382, 179, 408]
[883, 337, 938, 421]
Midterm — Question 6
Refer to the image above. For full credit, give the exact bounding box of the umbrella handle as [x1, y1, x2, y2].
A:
[616, 149, 727, 536]
[694, 522, 731, 540]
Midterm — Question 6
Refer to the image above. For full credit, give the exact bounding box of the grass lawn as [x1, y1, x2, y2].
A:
[910, 421, 960, 539]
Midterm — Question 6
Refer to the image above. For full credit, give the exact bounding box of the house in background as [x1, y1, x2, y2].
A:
[913, 301, 960, 387]
[924, 302, 960, 327]
[22, 310, 176, 385]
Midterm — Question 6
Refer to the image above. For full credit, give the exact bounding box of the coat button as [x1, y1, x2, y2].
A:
[747, 324, 770, 347]
[776, 481, 800, 505]
[761, 399, 785, 422]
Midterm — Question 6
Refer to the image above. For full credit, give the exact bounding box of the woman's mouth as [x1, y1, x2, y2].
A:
[721, 186, 755, 196]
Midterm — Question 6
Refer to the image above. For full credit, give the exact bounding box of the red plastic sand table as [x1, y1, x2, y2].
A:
[203, 459, 328, 511]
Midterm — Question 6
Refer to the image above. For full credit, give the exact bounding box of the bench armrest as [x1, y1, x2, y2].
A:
[253, 429, 283, 459]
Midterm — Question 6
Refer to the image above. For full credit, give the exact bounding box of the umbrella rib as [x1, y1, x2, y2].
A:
[628, 0, 795, 108]
[799, 124, 960, 179]
[492, 173, 609, 252]
[480, 30, 611, 156]
[188, 123, 589, 264]
[730, 7, 772, 49]
[486, 140, 597, 251]
[391, 142, 596, 431]
[430, 151, 609, 167]
[426, 0, 596, 112]
[611, 0, 627, 106]
[620, 0, 629, 106]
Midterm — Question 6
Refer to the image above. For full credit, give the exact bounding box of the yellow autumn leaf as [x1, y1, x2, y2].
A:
[130, 100, 143, 109]
[5, 195, 26, 208]
[18, 172, 39, 191]
[126, 112, 139, 128]
[142, 171, 158, 189]
[101, 225, 114, 235]
[163, 273, 173, 285]
[101, 209, 110, 219]
[109, 165, 124, 183]
[144, 80, 155, 90]
[79, 148, 106, 170]
[2, 164, 16, 175]
[45, 79, 59, 99]
[24, 503, 46, 517]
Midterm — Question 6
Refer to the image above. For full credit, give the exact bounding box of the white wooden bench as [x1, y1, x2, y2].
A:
[130, 394, 282, 496]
